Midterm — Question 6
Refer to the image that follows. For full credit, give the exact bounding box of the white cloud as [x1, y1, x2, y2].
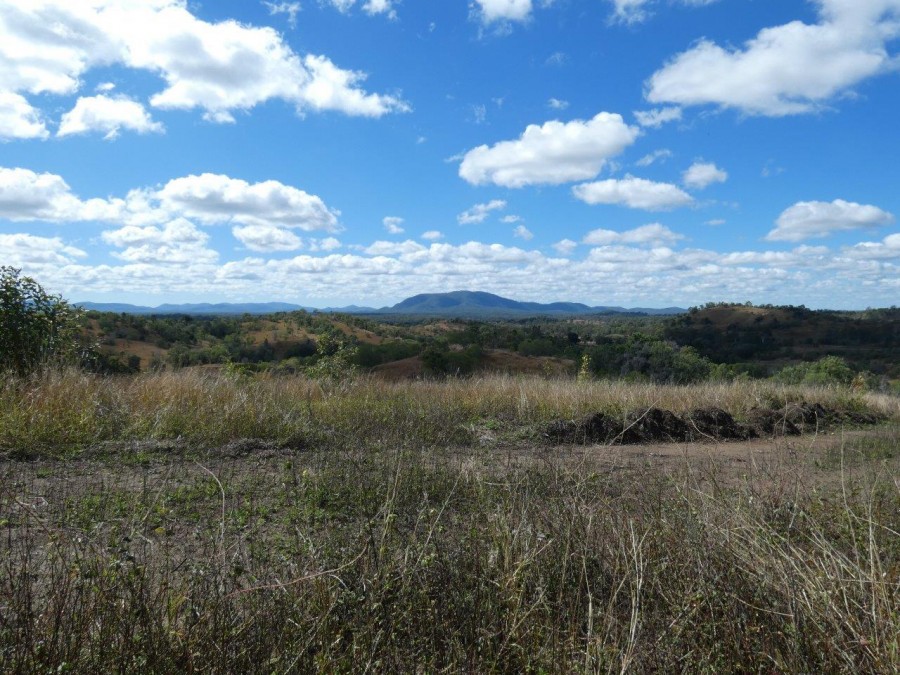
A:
[610, 0, 653, 24]
[383, 216, 405, 234]
[645, 0, 900, 116]
[552, 238, 578, 255]
[310, 236, 342, 252]
[0, 92, 49, 140]
[362, 0, 398, 18]
[583, 223, 684, 246]
[573, 175, 694, 210]
[155, 173, 341, 232]
[459, 113, 639, 187]
[0, 166, 342, 242]
[233, 224, 303, 252]
[842, 232, 900, 260]
[458, 199, 507, 224]
[365, 239, 426, 256]
[421, 230, 444, 241]
[102, 218, 219, 264]
[0, 0, 408, 131]
[0, 233, 87, 264]
[767, 199, 894, 241]
[545, 51, 567, 66]
[474, 0, 533, 24]
[611, 0, 719, 25]
[513, 224, 534, 240]
[635, 149, 673, 167]
[682, 161, 728, 189]
[57, 95, 164, 139]
[0, 166, 123, 222]
[706, 218, 726, 226]
[634, 106, 682, 128]
[548, 98, 569, 110]
[500, 215, 521, 223]
[263, 2, 301, 27]
[15, 234, 899, 310]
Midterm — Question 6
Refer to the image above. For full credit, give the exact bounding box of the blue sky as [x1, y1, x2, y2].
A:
[1, 0, 898, 309]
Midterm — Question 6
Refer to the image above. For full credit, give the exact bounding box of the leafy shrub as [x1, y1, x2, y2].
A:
[775, 355, 855, 386]
[0, 267, 86, 375]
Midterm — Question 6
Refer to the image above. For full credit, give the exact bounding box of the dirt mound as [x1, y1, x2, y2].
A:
[684, 407, 755, 441]
[545, 401, 884, 446]
[621, 408, 690, 444]
[745, 408, 801, 437]
[545, 412, 617, 445]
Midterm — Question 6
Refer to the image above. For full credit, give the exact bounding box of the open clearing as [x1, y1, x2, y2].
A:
[1, 372, 897, 672]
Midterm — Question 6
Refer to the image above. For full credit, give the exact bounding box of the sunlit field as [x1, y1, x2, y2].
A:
[1, 370, 898, 672]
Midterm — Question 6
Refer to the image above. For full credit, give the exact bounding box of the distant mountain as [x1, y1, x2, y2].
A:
[377, 291, 684, 317]
[77, 301, 314, 315]
[321, 305, 379, 313]
[76, 292, 685, 317]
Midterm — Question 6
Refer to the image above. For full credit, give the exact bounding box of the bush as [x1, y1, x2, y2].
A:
[0, 267, 86, 375]
[775, 356, 855, 386]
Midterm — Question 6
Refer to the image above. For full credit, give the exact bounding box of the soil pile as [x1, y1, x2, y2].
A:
[546, 401, 884, 445]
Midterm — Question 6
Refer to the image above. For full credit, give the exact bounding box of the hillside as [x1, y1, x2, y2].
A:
[664, 304, 900, 377]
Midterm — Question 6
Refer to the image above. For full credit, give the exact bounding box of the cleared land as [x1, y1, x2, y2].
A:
[1, 372, 898, 672]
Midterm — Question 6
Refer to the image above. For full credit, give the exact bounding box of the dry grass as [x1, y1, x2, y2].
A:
[1, 369, 896, 456]
[1, 420, 897, 672]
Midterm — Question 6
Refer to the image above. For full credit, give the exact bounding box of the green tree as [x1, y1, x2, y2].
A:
[0, 267, 86, 375]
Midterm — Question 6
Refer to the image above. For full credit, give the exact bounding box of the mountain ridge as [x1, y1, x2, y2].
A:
[76, 291, 686, 317]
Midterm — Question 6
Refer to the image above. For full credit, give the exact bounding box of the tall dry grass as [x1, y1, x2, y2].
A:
[1, 368, 896, 454]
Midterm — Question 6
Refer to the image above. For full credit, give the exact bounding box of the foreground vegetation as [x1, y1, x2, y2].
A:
[1, 400, 897, 672]
[1, 369, 897, 455]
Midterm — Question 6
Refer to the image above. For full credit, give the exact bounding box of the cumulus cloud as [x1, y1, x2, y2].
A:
[552, 238, 578, 255]
[362, 0, 398, 18]
[0, 166, 342, 241]
[841, 232, 900, 260]
[57, 95, 164, 139]
[474, 0, 534, 24]
[383, 216, 405, 234]
[459, 113, 639, 187]
[682, 161, 728, 189]
[458, 199, 507, 224]
[309, 236, 342, 252]
[0, 92, 48, 140]
[232, 224, 303, 252]
[573, 175, 694, 210]
[0, 233, 87, 265]
[583, 223, 684, 246]
[0, 166, 123, 222]
[0, 0, 408, 138]
[14, 232, 899, 310]
[767, 199, 894, 241]
[155, 174, 341, 232]
[548, 98, 569, 110]
[634, 106, 682, 128]
[513, 224, 534, 240]
[645, 0, 900, 115]
[365, 239, 426, 256]
[102, 218, 219, 264]
[421, 230, 444, 241]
